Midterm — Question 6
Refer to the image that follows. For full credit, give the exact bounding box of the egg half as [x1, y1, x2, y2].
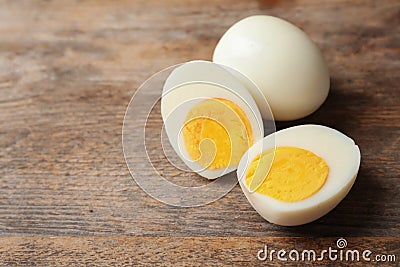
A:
[161, 60, 265, 179]
[237, 124, 361, 226]
[213, 15, 330, 121]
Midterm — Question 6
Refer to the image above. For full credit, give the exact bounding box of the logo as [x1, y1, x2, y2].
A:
[122, 62, 274, 207]
[257, 238, 396, 263]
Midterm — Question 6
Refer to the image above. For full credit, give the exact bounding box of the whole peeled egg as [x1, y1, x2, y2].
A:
[237, 125, 361, 226]
[213, 15, 330, 121]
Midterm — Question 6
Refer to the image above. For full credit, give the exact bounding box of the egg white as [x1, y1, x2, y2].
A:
[237, 124, 361, 226]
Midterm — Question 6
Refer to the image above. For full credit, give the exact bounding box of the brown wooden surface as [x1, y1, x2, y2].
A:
[0, 237, 398, 266]
[0, 0, 399, 266]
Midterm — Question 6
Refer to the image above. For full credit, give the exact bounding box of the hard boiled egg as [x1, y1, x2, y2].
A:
[213, 15, 330, 121]
[237, 125, 361, 226]
[161, 60, 265, 179]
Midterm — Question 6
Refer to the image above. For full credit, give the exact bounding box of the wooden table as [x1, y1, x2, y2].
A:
[0, 0, 399, 266]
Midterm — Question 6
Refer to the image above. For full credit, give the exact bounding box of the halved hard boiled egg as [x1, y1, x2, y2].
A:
[237, 125, 361, 226]
[161, 61, 265, 179]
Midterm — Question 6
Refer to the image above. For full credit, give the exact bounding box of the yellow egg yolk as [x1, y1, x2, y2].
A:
[246, 146, 329, 202]
[182, 98, 253, 170]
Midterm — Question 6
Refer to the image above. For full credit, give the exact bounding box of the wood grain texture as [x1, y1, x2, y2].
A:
[0, 0, 399, 264]
[0, 237, 399, 266]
